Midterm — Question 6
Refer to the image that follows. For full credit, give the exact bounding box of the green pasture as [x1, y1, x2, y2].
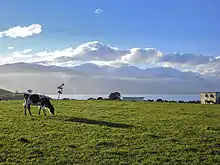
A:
[0, 100, 219, 164]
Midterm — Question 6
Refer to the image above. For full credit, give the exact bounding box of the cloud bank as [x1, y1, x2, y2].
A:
[0, 40, 219, 76]
[0, 24, 42, 38]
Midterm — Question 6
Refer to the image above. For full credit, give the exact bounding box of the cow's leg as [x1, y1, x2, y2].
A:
[38, 106, 42, 115]
[27, 104, 32, 116]
[41, 105, 46, 116]
[23, 103, 27, 116]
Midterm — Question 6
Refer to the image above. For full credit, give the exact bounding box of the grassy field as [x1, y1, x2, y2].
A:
[0, 100, 219, 165]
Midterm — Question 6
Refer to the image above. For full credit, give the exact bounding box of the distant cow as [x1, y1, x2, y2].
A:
[23, 93, 55, 116]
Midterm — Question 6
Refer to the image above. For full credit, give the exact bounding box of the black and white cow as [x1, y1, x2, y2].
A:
[23, 93, 55, 116]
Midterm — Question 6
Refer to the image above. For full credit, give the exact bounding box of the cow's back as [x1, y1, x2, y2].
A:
[29, 94, 41, 104]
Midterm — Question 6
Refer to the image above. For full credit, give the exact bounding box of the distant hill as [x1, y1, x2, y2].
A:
[0, 88, 13, 95]
[0, 62, 220, 94]
[0, 62, 87, 75]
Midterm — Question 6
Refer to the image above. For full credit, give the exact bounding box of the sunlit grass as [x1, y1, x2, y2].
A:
[0, 100, 219, 164]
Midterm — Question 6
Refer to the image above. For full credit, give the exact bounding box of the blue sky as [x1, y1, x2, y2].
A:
[0, 0, 219, 54]
[2, 0, 220, 95]
[0, 0, 220, 77]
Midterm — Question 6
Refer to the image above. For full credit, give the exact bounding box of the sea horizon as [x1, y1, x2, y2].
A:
[47, 93, 200, 101]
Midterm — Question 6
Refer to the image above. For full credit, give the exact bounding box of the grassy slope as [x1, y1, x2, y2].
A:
[0, 100, 219, 165]
[0, 94, 24, 100]
[0, 88, 24, 100]
[0, 89, 12, 95]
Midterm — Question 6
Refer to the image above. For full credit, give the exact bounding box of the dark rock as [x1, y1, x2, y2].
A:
[88, 98, 96, 100]
[109, 92, 121, 100]
[97, 97, 103, 100]
[69, 145, 77, 148]
[18, 138, 29, 143]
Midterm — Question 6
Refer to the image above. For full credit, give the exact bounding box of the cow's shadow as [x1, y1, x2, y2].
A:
[49, 115, 133, 129]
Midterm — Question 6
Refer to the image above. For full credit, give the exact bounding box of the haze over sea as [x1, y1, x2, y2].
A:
[48, 94, 200, 101]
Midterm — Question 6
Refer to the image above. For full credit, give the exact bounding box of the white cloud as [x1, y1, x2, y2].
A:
[157, 53, 215, 74]
[194, 59, 220, 76]
[94, 8, 104, 14]
[120, 48, 163, 64]
[0, 24, 42, 38]
[0, 40, 219, 76]
[55, 41, 128, 62]
[8, 46, 14, 50]
[22, 49, 32, 54]
[160, 53, 212, 65]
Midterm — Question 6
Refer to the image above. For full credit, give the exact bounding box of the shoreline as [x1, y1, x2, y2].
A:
[0, 93, 200, 102]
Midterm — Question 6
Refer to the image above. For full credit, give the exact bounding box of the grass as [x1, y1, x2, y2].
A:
[0, 100, 219, 165]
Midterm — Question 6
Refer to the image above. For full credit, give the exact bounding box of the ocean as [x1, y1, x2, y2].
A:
[47, 94, 200, 101]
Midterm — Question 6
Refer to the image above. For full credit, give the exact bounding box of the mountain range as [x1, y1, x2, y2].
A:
[0, 62, 219, 94]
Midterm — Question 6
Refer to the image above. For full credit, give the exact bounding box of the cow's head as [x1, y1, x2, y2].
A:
[45, 100, 55, 115]
[24, 93, 30, 100]
[48, 104, 55, 115]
